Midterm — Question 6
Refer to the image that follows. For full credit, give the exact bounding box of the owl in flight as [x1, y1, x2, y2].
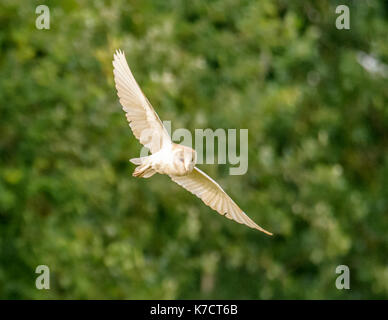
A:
[113, 50, 272, 235]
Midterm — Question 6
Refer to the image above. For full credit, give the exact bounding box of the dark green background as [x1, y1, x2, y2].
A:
[1, 0, 387, 299]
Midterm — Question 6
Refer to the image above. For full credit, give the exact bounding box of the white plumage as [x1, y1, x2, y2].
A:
[113, 49, 272, 235]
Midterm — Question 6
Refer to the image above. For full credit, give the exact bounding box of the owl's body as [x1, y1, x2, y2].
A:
[131, 143, 197, 178]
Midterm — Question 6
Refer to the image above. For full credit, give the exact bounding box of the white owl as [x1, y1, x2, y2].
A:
[113, 50, 272, 235]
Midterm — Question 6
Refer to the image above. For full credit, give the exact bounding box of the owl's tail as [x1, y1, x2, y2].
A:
[130, 156, 156, 178]
[129, 157, 144, 165]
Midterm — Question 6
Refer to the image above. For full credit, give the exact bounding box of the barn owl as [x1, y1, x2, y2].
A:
[113, 50, 272, 235]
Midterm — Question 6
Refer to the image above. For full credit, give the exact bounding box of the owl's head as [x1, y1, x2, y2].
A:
[174, 145, 197, 173]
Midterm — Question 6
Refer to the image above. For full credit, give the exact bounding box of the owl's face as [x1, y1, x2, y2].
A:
[173, 145, 197, 174]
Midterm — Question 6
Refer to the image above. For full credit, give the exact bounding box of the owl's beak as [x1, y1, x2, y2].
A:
[184, 160, 190, 171]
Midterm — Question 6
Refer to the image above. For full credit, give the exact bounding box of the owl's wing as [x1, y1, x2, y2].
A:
[113, 50, 171, 153]
[170, 167, 273, 235]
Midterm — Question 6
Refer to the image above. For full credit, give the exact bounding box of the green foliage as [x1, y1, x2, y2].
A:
[0, 0, 387, 299]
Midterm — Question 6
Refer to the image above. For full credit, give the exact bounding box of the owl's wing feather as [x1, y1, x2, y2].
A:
[113, 50, 171, 153]
[170, 167, 273, 235]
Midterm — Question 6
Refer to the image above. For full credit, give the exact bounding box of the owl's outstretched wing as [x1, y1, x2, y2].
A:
[113, 50, 171, 153]
[170, 167, 273, 235]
